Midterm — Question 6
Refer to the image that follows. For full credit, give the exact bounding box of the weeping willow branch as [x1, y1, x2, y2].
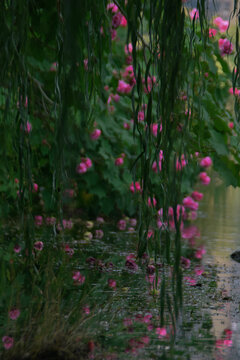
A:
[28, 72, 56, 106]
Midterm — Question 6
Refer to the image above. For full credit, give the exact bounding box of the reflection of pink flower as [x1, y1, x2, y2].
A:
[9, 309, 20, 320]
[195, 246, 206, 259]
[181, 257, 191, 269]
[195, 266, 204, 276]
[209, 28, 217, 37]
[184, 276, 196, 286]
[2, 336, 14, 350]
[190, 8, 199, 20]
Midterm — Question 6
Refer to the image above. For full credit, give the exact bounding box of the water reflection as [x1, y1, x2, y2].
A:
[196, 176, 240, 358]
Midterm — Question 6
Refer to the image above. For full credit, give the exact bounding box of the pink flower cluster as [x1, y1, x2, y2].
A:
[213, 17, 229, 33]
[219, 38, 233, 56]
[76, 157, 92, 174]
[90, 129, 101, 140]
[189, 8, 199, 20]
[72, 271, 85, 285]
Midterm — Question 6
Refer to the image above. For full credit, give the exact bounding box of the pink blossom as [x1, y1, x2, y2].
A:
[14, 245, 21, 253]
[117, 80, 132, 94]
[83, 157, 92, 169]
[107, 3, 118, 13]
[83, 305, 90, 315]
[122, 65, 135, 79]
[213, 17, 229, 32]
[125, 43, 133, 55]
[152, 151, 163, 173]
[195, 266, 204, 276]
[199, 172, 211, 185]
[147, 229, 154, 239]
[64, 244, 74, 256]
[125, 259, 138, 271]
[156, 327, 167, 338]
[112, 13, 122, 28]
[151, 123, 162, 137]
[147, 197, 157, 207]
[34, 241, 43, 251]
[229, 87, 240, 95]
[50, 62, 58, 71]
[72, 271, 85, 284]
[141, 336, 150, 344]
[90, 129, 101, 140]
[108, 278, 116, 289]
[143, 314, 152, 323]
[200, 156, 212, 168]
[117, 219, 126, 230]
[112, 94, 120, 102]
[2, 336, 14, 350]
[228, 122, 234, 129]
[34, 215, 43, 226]
[184, 276, 197, 286]
[176, 155, 187, 171]
[130, 181, 141, 193]
[25, 121, 32, 134]
[111, 29, 117, 41]
[123, 122, 130, 130]
[182, 196, 199, 211]
[190, 8, 199, 20]
[137, 110, 145, 121]
[182, 225, 200, 239]
[76, 162, 87, 174]
[195, 246, 206, 259]
[9, 309, 20, 320]
[95, 229, 104, 239]
[115, 157, 124, 166]
[219, 38, 233, 56]
[191, 191, 203, 201]
[209, 28, 217, 37]
[120, 16, 127, 27]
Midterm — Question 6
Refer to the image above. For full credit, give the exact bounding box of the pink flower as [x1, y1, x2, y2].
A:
[195, 246, 206, 259]
[190, 8, 199, 20]
[64, 244, 74, 256]
[200, 156, 212, 168]
[111, 29, 117, 41]
[34, 241, 44, 251]
[25, 121, 32, 134]
[95, 229, 104, 239]
[147, 197, 157, 207]
[130, 181, 141, 193]
[199, 172, 211, 185]
[34, 215, 43, 226]
[191, 191, 203, 201]
[72, 271, 85, 284]
[90, 129, 101, 140]
[112, 94, 120, 102]
[108, 278, 116, 289]
[182, 225, 200, 239]
[83, 306, 90, 315]
[156, 327, 167, 338]
[125, 258, 138, 271]
[115, 157, 124, 166]
[33, 183, 38, 192]
[123, 122, 130, 130]
[213, 17, 229, 32]
[50, 62, 58, 71]
[228, 122, 234, 129]
[195, 266, 204, 276]
[229, 87, 240, 95]
[14, 245, 21, 253]
[2, 336, 14, 350]
[182, 196, 199, 211]
[107, 3, 118, 13]
[120, 16, 127, 27]
[219, 38, 233, 56]
[9, 309, 20, 320]
[151, 123, 162, 137]
[83, 157, 92, 169]
[112, 13, 122, 28]
[137, 110, 145, 122]
[117, 219, 126, 231]
[76, 162, 87, 174]
[117, 80, 132, 94]
[209, 28, 217, 37]
[184, 276, 197, 286]
[96, 216, 104, 224]
[123, 318, 133, 327]
[125, 43, 133, 55]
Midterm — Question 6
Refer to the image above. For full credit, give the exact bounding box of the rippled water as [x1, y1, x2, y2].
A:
[196, 177, 240, 359]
